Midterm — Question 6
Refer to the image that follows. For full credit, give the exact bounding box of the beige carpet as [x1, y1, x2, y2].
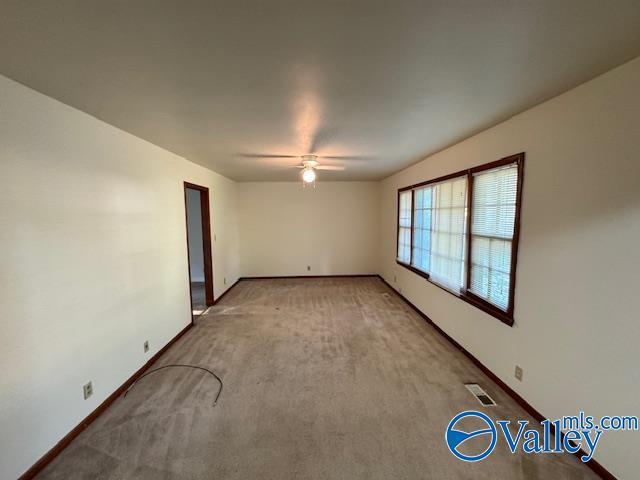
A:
[36, 277, 597, 479]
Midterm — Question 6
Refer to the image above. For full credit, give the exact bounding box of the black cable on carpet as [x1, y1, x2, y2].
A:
[124, 364, 223, 405]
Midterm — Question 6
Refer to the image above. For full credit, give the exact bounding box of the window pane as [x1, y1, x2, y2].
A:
[472, 165, 517, 238]
[470, 237, 512, 310]
[411, 186, 431, 272]
[470, 237, 511, 273]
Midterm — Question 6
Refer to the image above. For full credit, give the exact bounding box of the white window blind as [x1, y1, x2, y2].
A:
[469, 164, 518, 311]
[411, 186, 432, 273]
[411, 176, 467, 293]
[397, 190, 412, 263]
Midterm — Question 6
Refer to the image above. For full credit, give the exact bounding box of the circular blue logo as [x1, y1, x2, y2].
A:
[445, 411, 497, 462]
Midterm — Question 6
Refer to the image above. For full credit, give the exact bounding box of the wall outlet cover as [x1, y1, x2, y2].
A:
[144, 341, 149, 353]
[515, 365, 523, 381]
[83, 381, 93, 400]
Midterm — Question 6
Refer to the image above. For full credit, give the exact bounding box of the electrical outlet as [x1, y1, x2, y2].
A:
[143, 340, 149, 353]
[307, 265, 311, 271]
[83, 381, 93, 400]
[515, 365, 523, 381]
[214, 233, 217, 241]
[224, 277, 227, 285]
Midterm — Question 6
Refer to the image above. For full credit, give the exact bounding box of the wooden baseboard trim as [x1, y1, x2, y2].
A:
[18, 322, 193, 480]
[240, 274, 378, 280]
[375, 274, 616, 480]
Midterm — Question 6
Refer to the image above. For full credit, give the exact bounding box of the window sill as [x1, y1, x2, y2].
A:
[395, 259, 514, 327]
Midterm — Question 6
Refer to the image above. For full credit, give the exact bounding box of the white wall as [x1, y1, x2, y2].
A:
[379, 57, 640, 479]
[0, 74, 240, 479]
[186, 188, 205, 282]
[239, 182, 379, 277]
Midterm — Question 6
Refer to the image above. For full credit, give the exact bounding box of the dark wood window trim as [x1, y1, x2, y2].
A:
[395, 153, 525, 327]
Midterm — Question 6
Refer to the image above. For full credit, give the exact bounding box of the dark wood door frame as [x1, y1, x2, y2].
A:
[183, 182, 214, 317]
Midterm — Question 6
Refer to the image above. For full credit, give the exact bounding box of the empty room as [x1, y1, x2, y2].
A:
[1, 1, 639, 479]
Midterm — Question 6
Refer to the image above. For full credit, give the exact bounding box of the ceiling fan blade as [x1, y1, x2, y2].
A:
[236, 153, 298, 159]
[316, 165, 346, 171]
[321, 155, 372, 161]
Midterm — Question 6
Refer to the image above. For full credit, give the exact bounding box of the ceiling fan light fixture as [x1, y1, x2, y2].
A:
[302, 167, 316, 184]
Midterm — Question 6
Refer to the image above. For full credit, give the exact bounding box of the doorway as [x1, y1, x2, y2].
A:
[184, 182, 214, 318]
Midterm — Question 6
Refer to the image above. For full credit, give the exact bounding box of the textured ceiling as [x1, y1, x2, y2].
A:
[1, 0, 640, 181]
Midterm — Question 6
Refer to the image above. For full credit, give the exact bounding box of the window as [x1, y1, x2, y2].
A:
[396, 153, 524, 325]
[411, 176, 467, 293]
[396, 190, 412, 264]
[468, 163, 519, 311]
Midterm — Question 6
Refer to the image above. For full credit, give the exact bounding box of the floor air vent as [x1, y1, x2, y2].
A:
[465, 384, 497, 406]
[381, 293, 391, 299]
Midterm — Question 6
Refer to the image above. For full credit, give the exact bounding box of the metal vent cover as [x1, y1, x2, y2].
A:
[465, 383, 497, 406]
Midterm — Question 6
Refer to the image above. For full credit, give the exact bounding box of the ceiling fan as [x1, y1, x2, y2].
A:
[236, 127, 372, 183]
[295, 155, 344, 184]
[237, 152, 367, 184]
